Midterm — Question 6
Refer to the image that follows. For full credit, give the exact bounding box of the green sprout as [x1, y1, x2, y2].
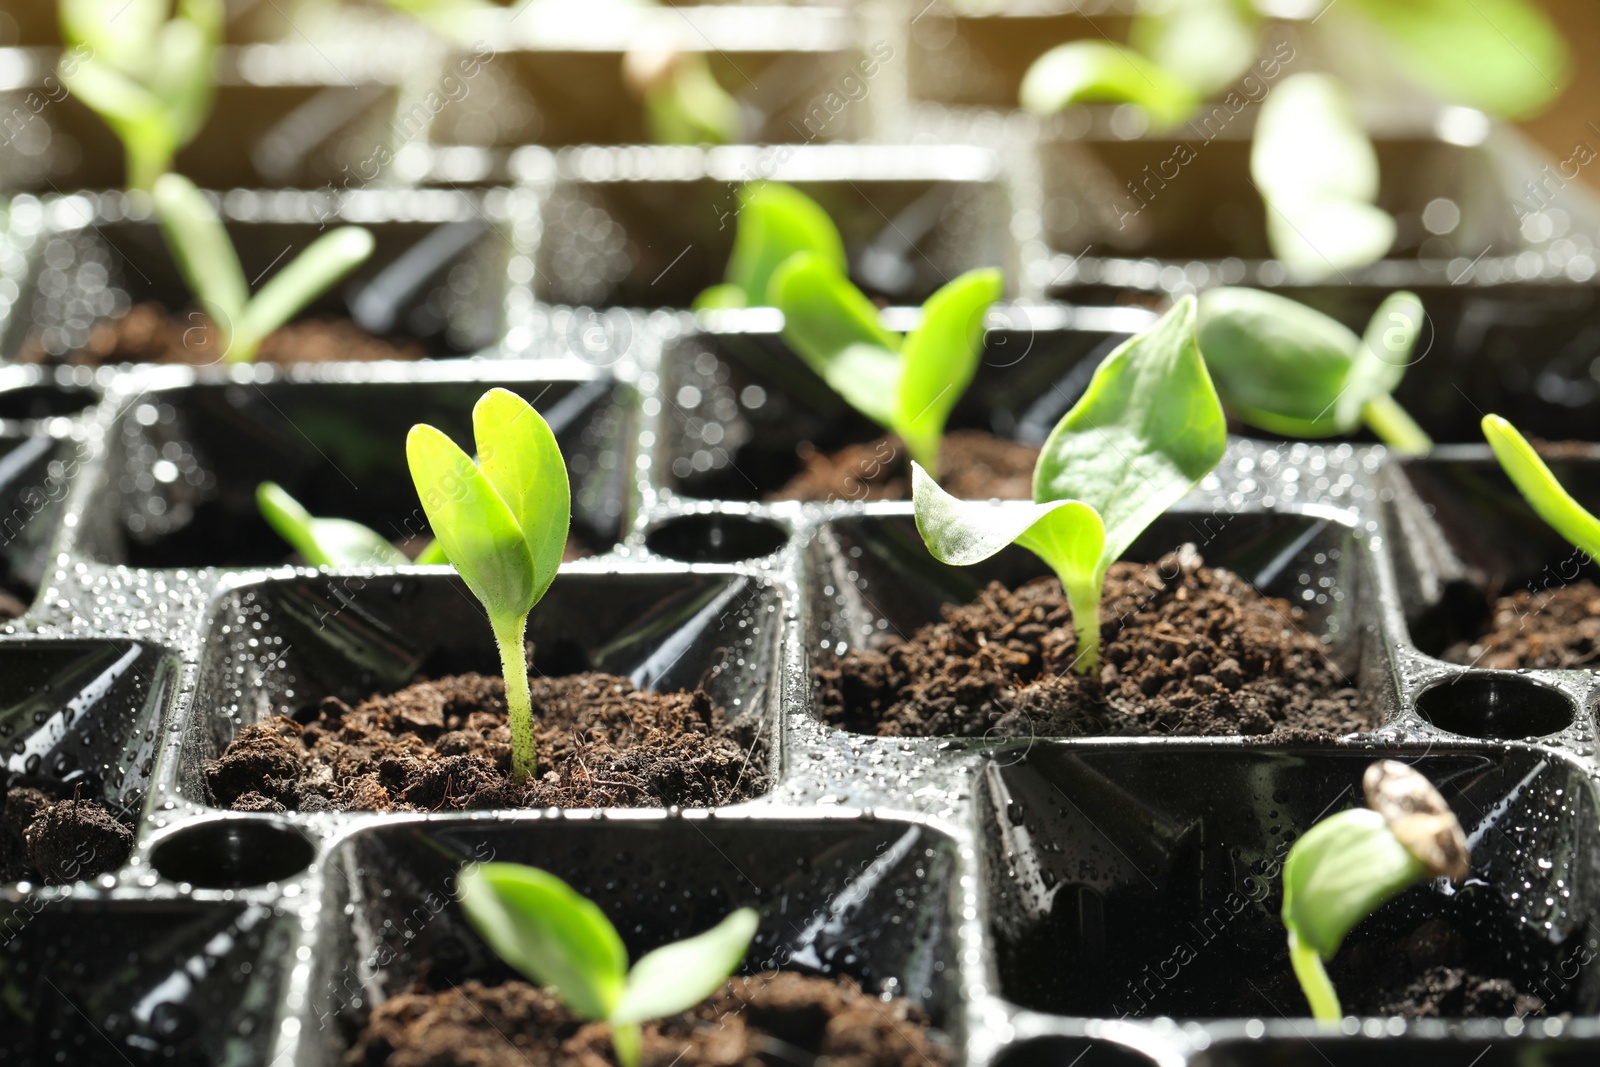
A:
[1282, 760, 1469, 1023]
[459, 862, 757, 1067]
[1196, 287, 1431, 454]
[912, 295, 1226, 673]
[1481, 414, 1600, 561]
[695, 182, 846, 311]
[407, 389, 570, 782]
[58, 0, 222, 191]
[152, 173, 375, 364]
[770, 252, 1003, 478]
[256, 482, 447, 567]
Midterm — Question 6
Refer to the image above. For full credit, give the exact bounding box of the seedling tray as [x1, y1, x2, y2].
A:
[4, 3, 1600, 1064]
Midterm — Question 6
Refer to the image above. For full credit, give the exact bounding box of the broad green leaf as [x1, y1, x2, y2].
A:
[1263, 199, 1396, 283]
[1281, 808, 1425, 960]
[1020, 41, 1197, 129]
[1197, 287, 1358, 435]
[406, 424, 537, 624]
[897, 268, 1004, 474]
[60, 0, 164, 73]
[256, 482, 406, 568]
[457, 864, 628, 1021]
[1034, 295, 1226, 564]
[152, 173, 248, 343]
[234, 227, 375, 360]
[1130, 0, 1259, 99]
[1252, 75, 1394, 280]
[57, 57, 169, 147]
[723, 183, 847, 308]
[156, 0, 222, 144]
[913, 462, 1099, 573]
[1335, 290, 1424, 429]
[1344, 0, 1567, 119]
[611, 908, 758, 1025]
[473, 389, 571, 606]
[771, 251, 902, 427]
[1483, 415, 1600, 561]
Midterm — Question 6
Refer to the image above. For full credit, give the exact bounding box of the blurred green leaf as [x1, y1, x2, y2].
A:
[612, 908, 757, 1024]
[1131, 0, 1260, 99]
[1252, 74, 1394, 281]
[710, 183, 847, 309]
[1345, 0, 1568, 119]
[769, 251, 902, 427]
[256, 482, 407, 568]
[896, 268, 1004, 472]
[1020, 41, 1197, 128]
[458, 864, 628, 1021]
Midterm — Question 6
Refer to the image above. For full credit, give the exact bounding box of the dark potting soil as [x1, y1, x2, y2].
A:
[346, 972, 950, 1067]
[0, 786, 133, 885]
[1442, 581, 1600, 669]
[1330, 919, 1545, 1018]
[818, 547, 1366, 740]
[18, 302, 425, 366]
[769, 430, 1038, 503]
[204, 670, 766, 812]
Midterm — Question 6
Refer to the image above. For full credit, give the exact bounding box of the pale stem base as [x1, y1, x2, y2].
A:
[1288, 929, 1342, 1025]
[1361, 392, 1433, 456]
[1064, 580, 1102, 675]
[492, 614, 536, 781]
[611, 1021, 642, 1067]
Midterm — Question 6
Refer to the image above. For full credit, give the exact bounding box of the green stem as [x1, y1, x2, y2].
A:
[610, 1021, 642, 1067]
[1361, 392, 1432, 456]
[126, 138, 172, 194]
[1063, 580, 1102, 674]
[491, 614, 535, 781]
[1288, 929, 1342, 1025]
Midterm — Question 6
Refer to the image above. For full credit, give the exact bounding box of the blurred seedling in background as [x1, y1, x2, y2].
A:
[695, 182, 847, 310]
[913, 296, 1226, 673]
[623, 38, 742, 146]
[1481, 414, 1600, 562]
[771, 253, 1002, 477]
[1019, 0, 1568, 279]
[1282, 760, 1469, 1023]
[58, 0, 222, 191]
[1196, 287, 1430, 454]
[407, 389, 569, 782]
[459, 862, 757, 1067]
[256, 482, 446, 567]
[152, 174, 374, 363]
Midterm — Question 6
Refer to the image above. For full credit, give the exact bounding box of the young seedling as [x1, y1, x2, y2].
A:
[58, 0, 222, 190]
[1481, 414, 1600, 561]
[695, 182, 847, 310]
[459, 862, 757, 1067]
[1282, 761, 1469, 1023]
[407, 389, 569, 782]
[912, 295, 1226, 673]
[769, 253, 1003, 478]
[152, 174, 375, 364]
[256, 482, 447, 568]
[623, 46, 742, 147]
[1197, 287, 1432, 455]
